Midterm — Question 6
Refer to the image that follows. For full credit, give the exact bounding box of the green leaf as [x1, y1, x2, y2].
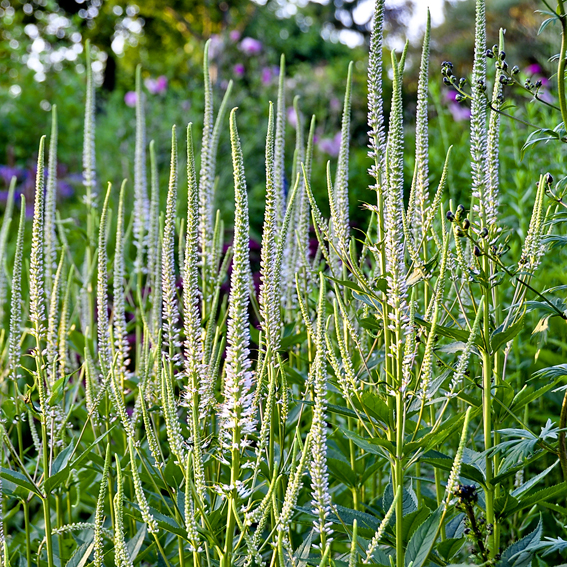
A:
[405, 505, 443, 567]
[0, 467, 42, 497]
[327, 458, 357, 488]
[383, 483, 418, 516]
[358, 391, 391, 425]
[499, 518, 542, 567]
[402, 506, 431, 544]
[126, 524, 147, 562]
[414, 315, 470, 343]
[326, 275, 380, 297]
[491, 316, 524, 353]
[343, 428, 395, 457]
[437, 538, 465, 561]
[279, 331, 308, 351]
[510, 381, 558, 413]
[511, 462, 559, 499]
[65, 541, 95, 567]
[421, 450, 485, 486]
[505, 484, 567, 516]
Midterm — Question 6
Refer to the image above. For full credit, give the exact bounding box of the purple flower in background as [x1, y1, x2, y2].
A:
[449, 103, 471, 122]
[145, 75, 168, 94]
[261, 67, 273, 85]
[444, 90, 470, 121]
[233, 63, 245, 77]
[239, 37, 262, 55]
[318, 132, 342, 157]
[526, 63, 543, 75]
[287, 106, 298, 129]
[124, 91, 137, 107]
[330, 97, 341, 111]
[0, 165, 24, 186]
[229, 30, 241, 42]
[445, 90, 458, 102]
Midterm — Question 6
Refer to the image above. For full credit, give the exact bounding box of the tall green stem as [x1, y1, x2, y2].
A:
[481, 267, 495, 558]
[42, 422, 55, 567]
[557, 1, 567, 135]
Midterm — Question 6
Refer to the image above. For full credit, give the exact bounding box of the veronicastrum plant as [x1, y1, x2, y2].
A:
[2, 0, 567, 566]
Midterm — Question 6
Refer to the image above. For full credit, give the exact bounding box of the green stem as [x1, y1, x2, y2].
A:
[395, 324, 404, 567]
[222, 428, 240, 567]
[24, 498, 32, 567]
[481, 274, 495, 558]
[557, 0, 567, 135]
[42, 422, 55, 567]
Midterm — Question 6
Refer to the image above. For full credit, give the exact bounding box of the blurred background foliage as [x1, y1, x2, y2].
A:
[0, 0, 559, 233]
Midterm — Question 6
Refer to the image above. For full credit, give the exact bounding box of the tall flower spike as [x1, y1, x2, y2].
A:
[183, 124, 207, 501]
[367, 0, 386, 188]
[417, 225, 448, 398]
[58, 269, 73, 381]
[486, 29, 505, 227]
[8, 195, 25, 380]
[384, 52, 409, 335]
[47, 248, 65, 386]
[160, 361, 186, 464]
[45, 104, 58, 294]
[147, 140, 160, 285]
[309, 273, 333, 548]
[161, 126, 181, 363]
[279, 434, 312, 530]
[295, 115, 316, 276]
[444, 407, 472, 506]
[259, 102, 281, 353]
[199, 40, 215, 259]
[220, 109, 255, 447]
[333, 61, 353, 256]
[281, 95, 305, 302]
[114, 180, 130, 380]
[520, 175, 547, 272]
[113, 455, 135, 567]
[202, 71, 233, 297]
[128, 438, 158, 533]
[30, 136, 47, 343]
[97, 183, 112, 373]
[93, 444, 111, 567]
[83, 40, 96, 208]
[134, 64, 149, 272]
[0, 177, 16, 323]
[446, 299, 484, 398]
[274, 55, 286, 229]
[407, 11, 430, 244]
[470, 0, 489, 225]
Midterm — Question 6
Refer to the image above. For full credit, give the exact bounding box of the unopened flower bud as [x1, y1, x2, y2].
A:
[446, 210, 455, 222]
[473, 245, 481, 257]
[499, 50, 506, 60]
[480, 227, 488, 238]
[545, 172, 553, 185]
[462, 218, 470, 230]
[455, 204, 465, 221]
[535, 79, 542, 88]
[512, 65, 520, 75]
[485, 49, 494, 58]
